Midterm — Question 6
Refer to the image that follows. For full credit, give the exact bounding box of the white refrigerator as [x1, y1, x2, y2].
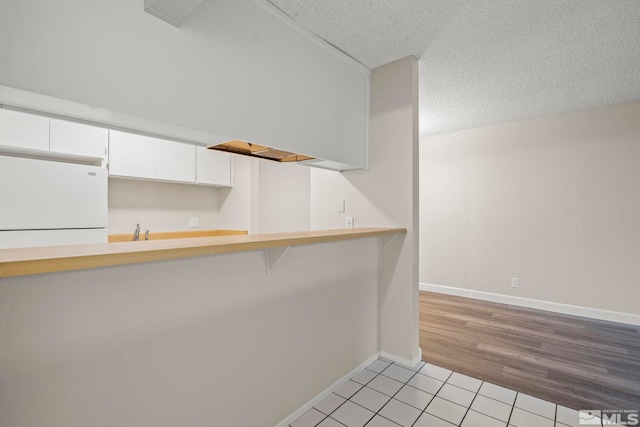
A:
[0, 155, 108, 249]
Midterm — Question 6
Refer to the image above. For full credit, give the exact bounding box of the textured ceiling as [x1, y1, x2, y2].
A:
[265, 0, 640, 135]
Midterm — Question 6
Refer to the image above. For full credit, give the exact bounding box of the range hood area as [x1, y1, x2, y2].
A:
[208, 140, 362, 171]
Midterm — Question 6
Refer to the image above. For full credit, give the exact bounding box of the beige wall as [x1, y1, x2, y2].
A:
[0, 239, 380, 427]
[310, 57, 420, 364]
[420, 100, 640, 315]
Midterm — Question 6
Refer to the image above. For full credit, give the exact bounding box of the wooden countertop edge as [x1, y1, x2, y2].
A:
[0, 227, 407, 278]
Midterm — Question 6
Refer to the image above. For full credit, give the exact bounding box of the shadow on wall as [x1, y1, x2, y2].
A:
[108, 179, 219, 210]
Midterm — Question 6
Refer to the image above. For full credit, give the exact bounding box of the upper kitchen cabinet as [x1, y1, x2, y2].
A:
[0, 108, 49, 152]
[108, 130, 196, 184]
[50, 119, 108, 159]
[0, 108, 108, 161]
[156, 139, 196, 183]
[108, 130, 159, 180]
[196, 147, 231, 187]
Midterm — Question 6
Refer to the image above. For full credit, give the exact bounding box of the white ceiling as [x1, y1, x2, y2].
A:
[265, 0, 640, 136]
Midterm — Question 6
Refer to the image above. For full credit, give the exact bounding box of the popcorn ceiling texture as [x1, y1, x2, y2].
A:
[266, 0, 640, 135]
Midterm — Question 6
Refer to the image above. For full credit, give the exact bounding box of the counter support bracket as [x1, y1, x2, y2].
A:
[380, 233, 400, 254]
[266, 246, 290, 274]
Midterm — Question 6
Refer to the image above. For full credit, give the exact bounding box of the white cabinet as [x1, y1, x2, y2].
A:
[196, 147, 232, 187]
[156, 139, 196, 183]
[109, 130, 196, 183]
[50, 119, 108, 159]
[0, 109, 230, 187]
[108, 130, 156, 179]
[0, 108, 107, 160]
[0, 108, 49, 152]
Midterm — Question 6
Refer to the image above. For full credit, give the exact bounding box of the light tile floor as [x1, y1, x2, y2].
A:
[290, 358, 616, 427]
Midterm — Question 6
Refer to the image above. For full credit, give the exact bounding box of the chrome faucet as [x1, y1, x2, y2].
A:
[145, 229, 149, 241]
[134, 224, 141, 241]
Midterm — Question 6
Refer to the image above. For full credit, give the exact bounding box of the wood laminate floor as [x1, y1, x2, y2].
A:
[419, 291, 640, 411]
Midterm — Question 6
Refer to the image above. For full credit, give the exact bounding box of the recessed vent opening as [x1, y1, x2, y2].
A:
[208, 140, 315, 163]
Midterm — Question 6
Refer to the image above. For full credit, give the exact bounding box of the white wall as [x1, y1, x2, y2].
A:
[217, 156, 254, 232]
[0, 0, 369, 168]
[0, 239, 380, 427]
[108, 179, 221, 233]
[420, 100, 640, 315]
[310, 57, 420, 364]
[256, 160, 311, 233]
[214, 156, 311, 234]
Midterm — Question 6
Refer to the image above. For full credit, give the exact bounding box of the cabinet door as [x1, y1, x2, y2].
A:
[196, 147, 232, 186]
[108, 130, 156, 179]
[50, 119, 108, 159]
[156, 140, 196, 183]
[0, 108, 49, 152]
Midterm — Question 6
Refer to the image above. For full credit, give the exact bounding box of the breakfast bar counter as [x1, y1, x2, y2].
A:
[0, 227, 406, 278]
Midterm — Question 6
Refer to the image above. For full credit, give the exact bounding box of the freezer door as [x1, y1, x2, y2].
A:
[0, 155, 107, 230]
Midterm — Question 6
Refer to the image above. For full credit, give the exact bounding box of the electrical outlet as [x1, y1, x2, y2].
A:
[189, 218, 199, 228]
[346, 216, 354, 229]
[511, 277, 519, 288]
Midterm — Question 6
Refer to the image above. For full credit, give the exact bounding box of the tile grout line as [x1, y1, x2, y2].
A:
[360, 360, 425, 427]
[409, 365, 455, 427]
[456, 380, 482, 427]
[299, 360, 567, 427]
[320, 360, 415, 427]
[304, 366, 382, 427]
[506, 392, 518, 426]
[316, 360, 406, 427]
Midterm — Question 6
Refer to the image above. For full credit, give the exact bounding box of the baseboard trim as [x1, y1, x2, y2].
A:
[274, 353, 381, 427]
[275, 346, 424, 426]
[380, 347, 423, 368]
[419, 283, 640, 326]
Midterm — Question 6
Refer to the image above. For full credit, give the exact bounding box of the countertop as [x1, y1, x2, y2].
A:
[0, 227, 406, 278]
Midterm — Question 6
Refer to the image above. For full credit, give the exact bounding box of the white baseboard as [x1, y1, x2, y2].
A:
[380, 347, 423, 368]
[274, 353, 381, 427]
[275, 346, 423, 427]
[420, 283, 640, 326]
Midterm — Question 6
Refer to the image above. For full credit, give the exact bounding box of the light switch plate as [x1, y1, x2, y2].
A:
[189, 218, 199, 228]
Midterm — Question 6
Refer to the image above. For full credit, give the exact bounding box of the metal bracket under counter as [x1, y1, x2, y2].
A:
[379, 233, 401, 254]
[265, 246, 291, 274]
[265, 230, 404, 274]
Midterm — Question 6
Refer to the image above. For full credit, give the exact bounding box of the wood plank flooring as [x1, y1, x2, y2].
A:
[419, 291, 640, 411]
